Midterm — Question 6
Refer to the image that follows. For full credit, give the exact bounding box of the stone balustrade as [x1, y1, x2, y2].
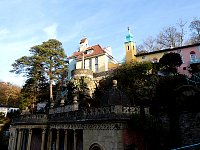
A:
[72, 69, 93, 79]
[13, 114, 48, 124]
[48, 105, 150, 122]
[13, 106, 149, 123]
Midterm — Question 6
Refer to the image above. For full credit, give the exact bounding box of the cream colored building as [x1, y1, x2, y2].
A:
[68, 38, 118, 79]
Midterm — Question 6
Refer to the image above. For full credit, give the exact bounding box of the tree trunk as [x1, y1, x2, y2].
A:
[50, 79, 53, 101]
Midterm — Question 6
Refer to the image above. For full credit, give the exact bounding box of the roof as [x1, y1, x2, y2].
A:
[68, 44, 106, 60]
[80, 38, 87, 44]
[135, 43, 200, 57]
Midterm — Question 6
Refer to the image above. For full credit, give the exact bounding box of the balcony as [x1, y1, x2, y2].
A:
[190, 58, 200, 64]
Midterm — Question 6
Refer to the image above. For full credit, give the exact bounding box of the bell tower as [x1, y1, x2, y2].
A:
[124, 27, 137, 63]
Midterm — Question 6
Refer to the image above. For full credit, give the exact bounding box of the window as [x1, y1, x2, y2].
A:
[198, 46, 200, 52]
[84, 60, 86, 69]
[183, 67, 186, 70]
[86, 49, 93, 54]
[152, 57, 158, 63]
[95, 57, 98, 72]
[181, 55, 184, 63]
[190, 51, 196, 62]
[89, 59, 92, 70]
[127, 46, 129, 50]
[142, 56, 145, 59]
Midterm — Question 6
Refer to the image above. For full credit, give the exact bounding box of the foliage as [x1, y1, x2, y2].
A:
[0, 115, 10, 149]
[152, 74, 187, 112]
[159, 52, 183, 74]
[189, 18, 200, 43]
[0, 82, 21, 107]
[137, 18, 199, 52]
[128, 113, 170, 150]
[10, 39, 68, 106]
[95, 62, 158, 107]
[157, 26, 182, 49]
[67, 77, 92, 107]
[152, 74, 187, 148]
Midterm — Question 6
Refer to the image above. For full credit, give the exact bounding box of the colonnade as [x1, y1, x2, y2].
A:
[8, 127, 80, 150]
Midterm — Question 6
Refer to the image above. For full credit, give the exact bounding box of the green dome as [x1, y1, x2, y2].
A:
[125, 27, 133, 42]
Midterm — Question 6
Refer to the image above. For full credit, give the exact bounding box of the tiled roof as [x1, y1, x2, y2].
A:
[80, 38, 87, 44]
[68, 44, 106, 60]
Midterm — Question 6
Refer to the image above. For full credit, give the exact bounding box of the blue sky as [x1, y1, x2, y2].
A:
[0, 0, 200, 86]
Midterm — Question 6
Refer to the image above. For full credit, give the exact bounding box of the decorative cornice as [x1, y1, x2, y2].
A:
[50, 122, 127, 130]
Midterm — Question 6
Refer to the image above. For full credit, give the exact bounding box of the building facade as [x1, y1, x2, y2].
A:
[68, 38, 118, 79]
[125, 29, 200, 76]
[8, 74, 148, 150]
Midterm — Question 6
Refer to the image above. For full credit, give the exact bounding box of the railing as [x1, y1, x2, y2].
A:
[12, 114, 48, 124]
[72, 69, 93, 79]
[13, 106, 150, 123]
[93, 70, 113, 78]
[48, 105, 150, 122]
[190, 58, 200, 64]
[49, 105, 148, 115]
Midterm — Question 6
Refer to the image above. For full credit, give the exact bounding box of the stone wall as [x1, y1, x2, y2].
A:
[83, 126, 124, 150]
[179, 112, 200, 146]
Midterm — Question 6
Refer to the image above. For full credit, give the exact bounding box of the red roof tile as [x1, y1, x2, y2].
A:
[68, 44, 106, 60]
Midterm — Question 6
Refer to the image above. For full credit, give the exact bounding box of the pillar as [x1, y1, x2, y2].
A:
[73, 129, 77, 150]
[12, 128, 18, 150]
[17, 129, 22, 150]
[8, 136, 13, 150]
[48, 129, 52, 150]
[8, 128, 14, 150]
[56, 129, 60, 150]
[64, 129, 67, 150]
[41, 129, 46, 150]
[27, 129, 32, 150]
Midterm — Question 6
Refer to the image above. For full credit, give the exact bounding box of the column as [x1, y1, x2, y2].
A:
[8, 136, 13, 150]
[27, 129, 32, 150]
[73, 129, 77, 150]
[8, 129, 13, 150]
[17, 129, 22, 150]
[46, 129, 50, 149]
[21, 129, 25, 150]
[56, 129, 60, 150]
[41, 129, 46, 150]
[12, 128, 18, 150]
[48, 129, 52, 150]
[64, 130, 67, 150]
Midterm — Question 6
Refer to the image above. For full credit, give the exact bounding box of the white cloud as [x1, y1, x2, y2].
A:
[43, 23, 58, 39]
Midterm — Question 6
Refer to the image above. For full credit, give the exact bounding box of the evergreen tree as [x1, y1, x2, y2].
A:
[11, 39, 68, 106]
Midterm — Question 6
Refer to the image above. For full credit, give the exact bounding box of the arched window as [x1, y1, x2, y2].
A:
[190, 51, 196, 62]
[152, 57, 158, 63]
[89, 143, 102, 150]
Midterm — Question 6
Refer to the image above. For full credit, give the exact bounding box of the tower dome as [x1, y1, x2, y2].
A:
[125, 27, 133, 42]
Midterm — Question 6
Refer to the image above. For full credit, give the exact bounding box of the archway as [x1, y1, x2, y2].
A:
[89, 143, 102, 150]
